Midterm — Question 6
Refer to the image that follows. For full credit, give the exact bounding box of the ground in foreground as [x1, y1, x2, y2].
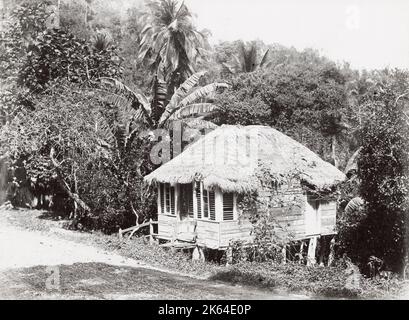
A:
[0, 209, 306, 300]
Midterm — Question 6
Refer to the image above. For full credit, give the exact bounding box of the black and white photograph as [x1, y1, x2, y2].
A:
[0, 0, 408, 304]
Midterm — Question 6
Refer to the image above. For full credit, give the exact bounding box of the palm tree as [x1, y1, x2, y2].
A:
[138, 0, 207, 91]
[223, 41, 271, 74]
[321, 113, 350, 169]
[92, 32, 112, 52]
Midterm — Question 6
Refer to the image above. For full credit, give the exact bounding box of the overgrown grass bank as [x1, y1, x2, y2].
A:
[2, 208, 407, 299]
[210, 262, 405, 299]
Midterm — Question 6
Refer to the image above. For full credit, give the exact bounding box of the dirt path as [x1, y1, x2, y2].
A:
[0, 224, 146, 270]
[0, 213, 308, 300]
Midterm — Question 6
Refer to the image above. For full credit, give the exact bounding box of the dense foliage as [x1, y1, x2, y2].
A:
[357, 71, 409, 271]
[19, 28, 122, 92]
[214, 56, 351, 168]
[0, 83, 157, 233]
[336, 70, 409, 272]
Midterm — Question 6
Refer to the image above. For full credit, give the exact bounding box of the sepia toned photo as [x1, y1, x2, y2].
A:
[0, 0, 408, 303]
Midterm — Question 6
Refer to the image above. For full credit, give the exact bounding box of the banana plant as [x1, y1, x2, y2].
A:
[344, 197, 365, 215]
[98, 71, 228, 131]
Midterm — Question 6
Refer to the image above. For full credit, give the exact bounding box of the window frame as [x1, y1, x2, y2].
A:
[158, 183, 176, 216]
[194, 182, 217, 221]
[222, 192, 238, 221]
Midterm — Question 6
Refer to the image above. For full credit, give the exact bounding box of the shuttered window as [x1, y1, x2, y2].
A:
[160, 183, 175, 215]
[188, 188, 194, 218]
[195, 182, 202, 219]
[209, 191, 216, 221]
[160, 184, 165, 213]
[170, 186, 175, 215]
[223, 193, 234, 221]
[194, 182, 216, 221]
[203, 190, 209, 218]
[165, 185, 171, 213]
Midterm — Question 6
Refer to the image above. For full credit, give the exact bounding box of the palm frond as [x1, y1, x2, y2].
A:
[168, 70, 206, 107]
[168, 103, 218, 120]
[124, 125, 144, 151]
[94, 112, 115, 149]
[157, 71, 207, 125]
[345, 197, 365, 215]
[92, 32, 112, 52]
[99, 77, 152, 117]
[178, 82, 228, 108]
[138, 0, 206, 82]
[158, 82, 227, 126]
[259, 49, 270, 68]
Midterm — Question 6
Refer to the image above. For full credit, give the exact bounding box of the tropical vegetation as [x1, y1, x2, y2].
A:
[0, 0, 408, 281]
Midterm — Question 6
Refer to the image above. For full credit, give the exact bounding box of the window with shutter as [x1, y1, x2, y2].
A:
[193, 183, 217, 221]
[170, 186, 175, 215]
[209, 191, 216, 221]
[195, 182, 202, 219]
[223, 193, 234, 221]
[165, 184, 171, 213]
[160, 183, 176, 215]
[203, 189, 209, 218]
[160, 184, 164, 213]
[188, 189, 194, 218]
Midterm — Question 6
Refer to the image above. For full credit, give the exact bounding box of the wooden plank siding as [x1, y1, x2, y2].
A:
[156, 180, 337, 249]
[157, 214, 178, 240]
[219, 220, 253, 247]
[253, 181, 337, 241]
[157, 215, 253, 249]
[196, 220, 220, 249]
[320, 200, 337, 235]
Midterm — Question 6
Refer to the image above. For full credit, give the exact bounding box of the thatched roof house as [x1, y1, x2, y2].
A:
[145, 125, 345, 192]
[145, 125, 345, 264]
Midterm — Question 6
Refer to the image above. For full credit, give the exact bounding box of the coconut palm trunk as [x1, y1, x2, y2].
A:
[331, 135, 339, 168]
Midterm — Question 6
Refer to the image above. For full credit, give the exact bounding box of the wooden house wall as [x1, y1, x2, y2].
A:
[254, 180, 307, 241]
[157, 214, 177, 240]
[319, 200, 337, 235]
[156, 180, 338, 249]
[196, 220, 220, 249]
[243, 180, 337, 241]
[219, 220, 253, 247]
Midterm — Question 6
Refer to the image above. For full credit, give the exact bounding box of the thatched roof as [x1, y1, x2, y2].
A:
[144, 125, 346, 193]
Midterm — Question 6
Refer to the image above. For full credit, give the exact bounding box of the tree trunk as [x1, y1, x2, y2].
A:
[49, 148, 90, 214]
[331, 135, 339, 168]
